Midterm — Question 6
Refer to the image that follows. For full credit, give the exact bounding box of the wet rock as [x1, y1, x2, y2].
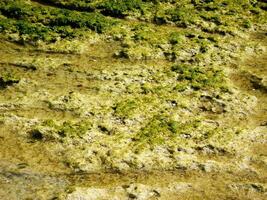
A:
[195, 145, 227, 156]
[229, 183, 266, 193]
[249, 74, 267, 92]
[126, 184, 159, 200]
[29, 129, 44, 140]
[47, 92, 89, 115]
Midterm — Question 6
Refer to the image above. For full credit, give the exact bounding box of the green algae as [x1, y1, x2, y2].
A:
[57, 120, 92, 138]
[0, 72, 20, 89]
[0, 1, 266, 199]
[99, 0, 144, 18]
[134, 115, 201, 147]
[114, 99, 139, 119]
[30, 119, 93, 140]
[0, 0, 116, 43]
[171, 64, 228, 91]
[0, 0, 264, 47]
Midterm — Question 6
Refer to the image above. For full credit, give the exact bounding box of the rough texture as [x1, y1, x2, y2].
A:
[0, 0, 266, 199]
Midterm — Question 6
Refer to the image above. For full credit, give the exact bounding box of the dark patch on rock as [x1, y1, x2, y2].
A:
[0, 76, 19, 89]
[128, 193, 137, 199]
[249, 74, 267, 93]
[9, 63, 37, 71]
[29, 129, 44, 140]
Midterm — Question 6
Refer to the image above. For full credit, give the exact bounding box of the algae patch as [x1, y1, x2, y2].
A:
[0, 72, 20, 89]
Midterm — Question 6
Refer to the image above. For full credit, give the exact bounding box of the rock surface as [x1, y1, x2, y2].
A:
[0, 0, 266, 199]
